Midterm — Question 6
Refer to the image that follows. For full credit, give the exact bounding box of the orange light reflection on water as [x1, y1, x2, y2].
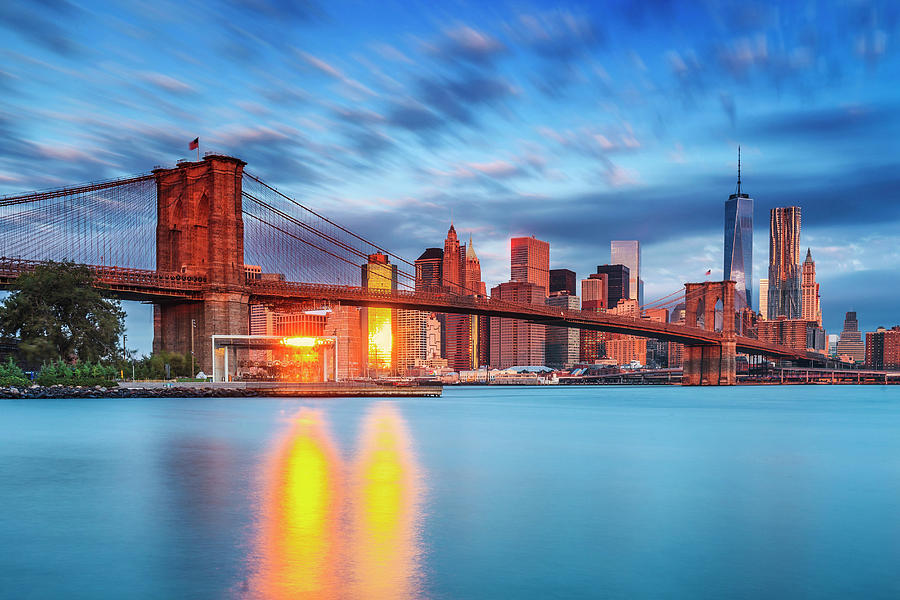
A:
[247, 404, 422, 599]
[248, 409, 342, 599]
[352, 403, 423, 599]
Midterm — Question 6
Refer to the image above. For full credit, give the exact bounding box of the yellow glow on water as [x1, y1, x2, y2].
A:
[249, 410, 342, 599]
[352, 403, 422, 598]
[247, 405, 422, 598]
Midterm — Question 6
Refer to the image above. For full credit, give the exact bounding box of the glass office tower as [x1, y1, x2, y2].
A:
[610, 240, 640, 304]
[724, 148, 753, 311]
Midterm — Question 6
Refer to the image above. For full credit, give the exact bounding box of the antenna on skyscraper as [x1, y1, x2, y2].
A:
[736, 145, 742, 195]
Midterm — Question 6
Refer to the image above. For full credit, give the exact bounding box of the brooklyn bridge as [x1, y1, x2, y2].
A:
[0, 154, 828, 385]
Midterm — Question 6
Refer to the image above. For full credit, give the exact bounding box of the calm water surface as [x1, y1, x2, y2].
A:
[2, 386, 900, 599]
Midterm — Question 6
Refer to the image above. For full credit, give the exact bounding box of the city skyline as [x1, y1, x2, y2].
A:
[0, 1, 897, 352]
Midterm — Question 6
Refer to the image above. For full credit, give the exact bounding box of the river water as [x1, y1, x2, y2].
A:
[2, 385, 900, 599]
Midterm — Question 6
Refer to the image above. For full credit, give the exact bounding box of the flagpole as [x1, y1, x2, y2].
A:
[197, 142, 200, 161]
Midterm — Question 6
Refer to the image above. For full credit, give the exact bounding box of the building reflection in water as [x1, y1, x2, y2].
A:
[249, 408, 343, 599]
[247, 403, 423, 599]
[352, 403, 423, 599]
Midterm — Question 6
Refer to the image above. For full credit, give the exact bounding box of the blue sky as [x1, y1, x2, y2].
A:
[1, 0, 898, 354]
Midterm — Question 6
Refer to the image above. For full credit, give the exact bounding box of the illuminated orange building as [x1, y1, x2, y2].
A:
[511, 235, 550, 295]
[361, 253, 397, 375]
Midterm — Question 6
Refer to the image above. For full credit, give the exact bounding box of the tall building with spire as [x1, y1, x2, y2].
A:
[442, 224, 464, 294]
[465, 235, 487, 296]
[768, 206, 802, 319]
[724, 147, 753, 311]
[442, 226, 486, 370]
[801, 248, 822, 325]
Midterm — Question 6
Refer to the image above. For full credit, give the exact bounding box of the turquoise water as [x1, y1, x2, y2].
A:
[2, 386, 900, 599]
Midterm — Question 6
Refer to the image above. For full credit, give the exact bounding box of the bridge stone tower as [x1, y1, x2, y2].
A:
[152, 155, 249, 376]
[683, 281, 736, 385]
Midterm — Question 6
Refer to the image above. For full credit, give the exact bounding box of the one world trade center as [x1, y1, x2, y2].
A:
[724, 147, 753, 311]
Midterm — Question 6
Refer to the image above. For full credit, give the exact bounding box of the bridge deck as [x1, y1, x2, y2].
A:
[0, 260, 819, 362]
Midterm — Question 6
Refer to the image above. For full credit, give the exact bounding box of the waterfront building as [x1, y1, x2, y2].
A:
[866, 326, 900, 370]
[546, 294, 581, 369]
[759, 278, 769, 319]
[395, 310, 428, 375]
[579, 274, 607, 363]
[768, 206, 802, 319]
[801, 249, 822, 325]
[643, 308, 669, 368]
[667, 303, 686, 368]
[415, 248, 443, 292]
[511, 236, 550, 295]
[324, 305, 363, 379]
[836, 311, 865, 363]
[361, 253, 397, 374]
[550, 268, 576, 296]
[757, 317, 822, 352]
[595, 264, 630, 309]
[606, 299, 646, 366]
[611, 241, 641, 304]
[489, 281, 546, 368]
[828, 334, 839, 357]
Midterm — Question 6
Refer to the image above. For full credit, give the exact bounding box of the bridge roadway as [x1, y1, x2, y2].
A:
[248, 280, 822, 362]
[0, 259, 821, 363]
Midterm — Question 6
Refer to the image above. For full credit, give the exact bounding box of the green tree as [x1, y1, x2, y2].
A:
[0, 261, 125, 366]
[0, 357, 29, 386]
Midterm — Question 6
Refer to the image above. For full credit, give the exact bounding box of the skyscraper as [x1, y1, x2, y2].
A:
[415, 248, 443, 292]
[610, 241, 640, 303]
[801, 248, 822, 325]
[550, 268, 576, 296]
[489, 281, 546, 368]
[443, 224, 464, 294]
[837, 311, 865, 363]
[581, 273, 607, 310]
[546, 294, 581, 369]
[759, 278, 769, 319]
[511, 236, 550, 295]
[768, 206, 802, 319]
[724, 147, 753, 311]
[442, 226, 485, 370]
[595, 264, 630, 309]
[465, 235, 487, 296]
[580, 274, 607, 364]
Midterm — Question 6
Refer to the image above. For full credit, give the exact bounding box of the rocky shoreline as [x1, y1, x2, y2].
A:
[0, 384, 265, 399]
[1, 382, 443, 398]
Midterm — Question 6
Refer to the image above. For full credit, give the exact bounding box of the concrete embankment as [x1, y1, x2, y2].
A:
[1, 382, 442, 399]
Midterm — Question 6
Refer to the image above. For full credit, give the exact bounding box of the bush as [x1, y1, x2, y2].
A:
[0, 357, 29, 387]
[35, 359, 117, 386]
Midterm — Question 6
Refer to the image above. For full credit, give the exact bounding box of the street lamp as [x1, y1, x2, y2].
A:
[191, 319, 196, 379]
